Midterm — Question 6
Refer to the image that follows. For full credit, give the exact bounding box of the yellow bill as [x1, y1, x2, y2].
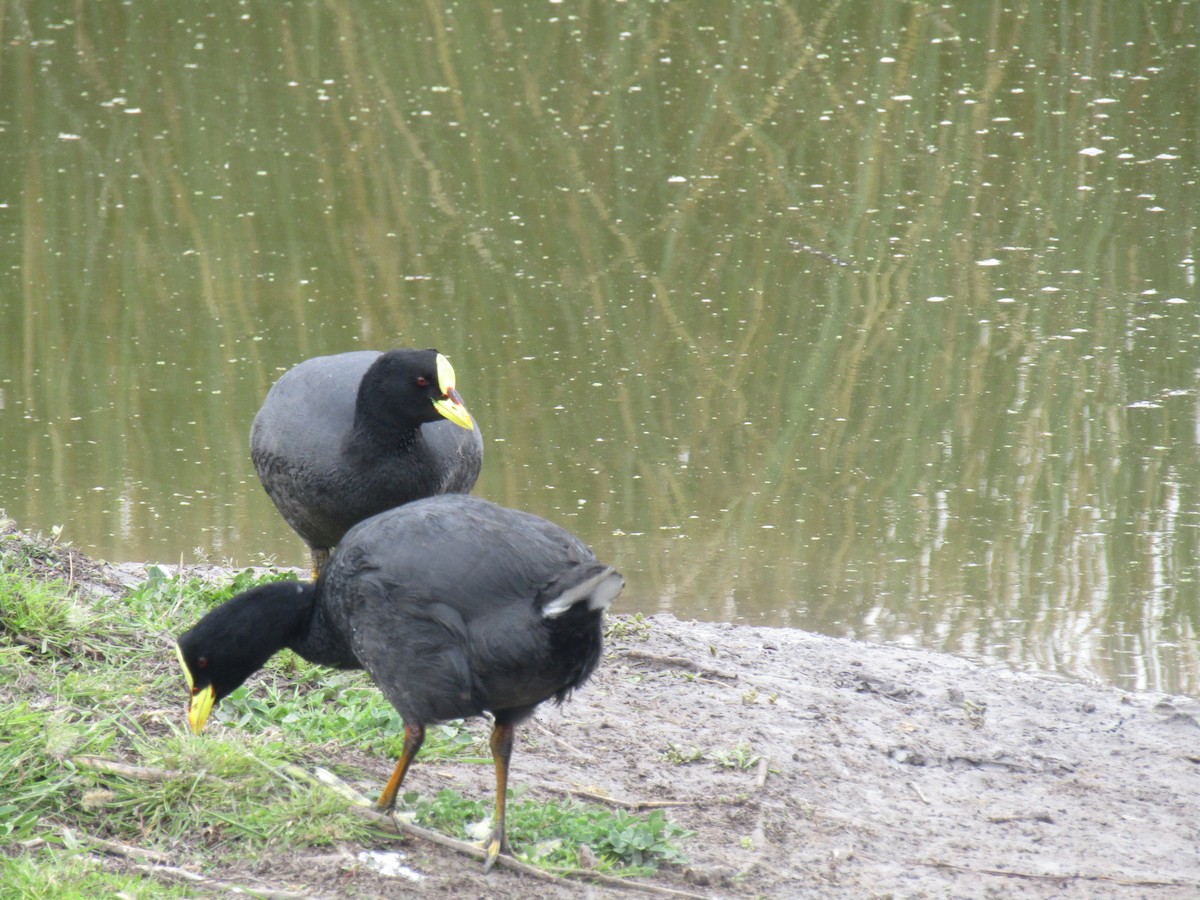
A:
[187, 685, 216, 734]
[175, 642, 216, 734]
[432, 353, 474, 430]
[175, 643, 193, 691]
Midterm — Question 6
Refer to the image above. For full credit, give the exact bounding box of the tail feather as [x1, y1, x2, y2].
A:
[541, 566, 624, 619]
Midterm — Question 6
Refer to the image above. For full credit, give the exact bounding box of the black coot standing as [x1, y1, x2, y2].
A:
[175, 494, 624, 871]
[250, 348, 483, 575]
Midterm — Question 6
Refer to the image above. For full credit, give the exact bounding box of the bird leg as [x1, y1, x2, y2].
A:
[309, 547, 331, 580]
[483, 721, 515, 872]
[375, 723, 425, 812]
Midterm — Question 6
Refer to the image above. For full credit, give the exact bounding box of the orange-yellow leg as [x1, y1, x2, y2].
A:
[375, 723, 425, 812]
[310, 547, 331, 579]
[483, 722, 515, 872]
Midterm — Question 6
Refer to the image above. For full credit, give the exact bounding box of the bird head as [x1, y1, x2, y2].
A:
[174, 625, 283, 734]
[360, 349, 474, 432]
[173, 580, 313, 734]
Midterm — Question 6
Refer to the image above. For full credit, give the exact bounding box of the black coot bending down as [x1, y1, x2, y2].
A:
[250, 348, 483, 575]
[175, 494, 623, 871]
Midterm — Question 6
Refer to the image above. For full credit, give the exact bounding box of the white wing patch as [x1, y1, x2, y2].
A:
[542, 567, 624, 619]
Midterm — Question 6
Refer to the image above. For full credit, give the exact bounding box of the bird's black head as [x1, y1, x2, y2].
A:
[358, 349, 474, 434]
[174, 580, 316, 734]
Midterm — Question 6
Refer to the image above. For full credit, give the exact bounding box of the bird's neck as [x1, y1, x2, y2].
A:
[350, 406, 423, 454]
[289, 585, 360, 669]
[216, 581, 358, 671]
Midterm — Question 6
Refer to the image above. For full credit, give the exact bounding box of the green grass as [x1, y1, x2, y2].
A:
[0, 532, 691, 894]
[408, 787, 692, 873]
[603, 611, 652, 641]
[663, 740, 763, 771]
[0, 854, 193, 899]
[214, 675, 485, 763]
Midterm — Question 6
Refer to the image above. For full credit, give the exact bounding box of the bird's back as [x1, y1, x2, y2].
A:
[322, 495, 619, 724]
[251, 351, 374, 472]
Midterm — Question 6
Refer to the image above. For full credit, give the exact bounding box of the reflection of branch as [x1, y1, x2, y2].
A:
[788, 239, 854, 269]
[580, 183, 701, 355]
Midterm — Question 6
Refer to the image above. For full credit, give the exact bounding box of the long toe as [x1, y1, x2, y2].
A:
[481, 833, 510, 873]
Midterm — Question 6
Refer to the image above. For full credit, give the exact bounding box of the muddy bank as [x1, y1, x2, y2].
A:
[574, 614, 1200, 898]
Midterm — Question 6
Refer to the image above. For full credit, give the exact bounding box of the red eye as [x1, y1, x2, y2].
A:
[416, 376, 430, 388]
[197, 657, 208, 670]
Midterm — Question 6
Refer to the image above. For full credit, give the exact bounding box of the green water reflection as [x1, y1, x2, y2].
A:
[2, 2, 1198, 694]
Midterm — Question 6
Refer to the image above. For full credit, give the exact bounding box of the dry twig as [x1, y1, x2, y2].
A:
[753, 756, 770, 791]
[132, 863, 320, 899]
[530, 718, 589, 758]
[542, 783, 748, 811]
[302, 766, 708, 898]
[71, 756, 184, 781]
[914, 859, 1196, 888]
[986, 812, 1053, 825]
[74, 832, 173, 864]
[619, 648, 739, 681]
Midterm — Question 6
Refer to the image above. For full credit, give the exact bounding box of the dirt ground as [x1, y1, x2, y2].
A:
[320, 614, 1200, 900]
[52, 554, 1200, 896]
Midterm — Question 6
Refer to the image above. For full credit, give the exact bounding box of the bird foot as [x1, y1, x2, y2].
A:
[481, 835, 510, 873]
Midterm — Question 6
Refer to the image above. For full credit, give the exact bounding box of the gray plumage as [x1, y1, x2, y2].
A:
[250, 349, 483, 564]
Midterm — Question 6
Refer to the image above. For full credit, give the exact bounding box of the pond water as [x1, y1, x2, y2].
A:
[2, 2, 1198, 695]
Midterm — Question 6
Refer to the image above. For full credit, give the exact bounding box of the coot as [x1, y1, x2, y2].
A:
[175, 494, 623, 871]
[250, 348, 483, 574]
